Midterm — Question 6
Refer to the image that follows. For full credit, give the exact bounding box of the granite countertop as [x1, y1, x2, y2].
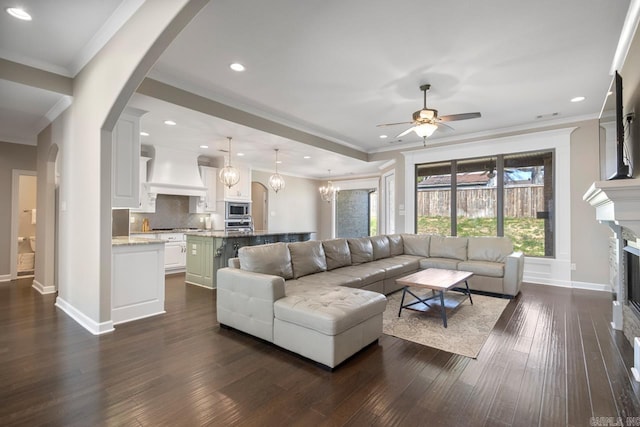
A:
[112, 236, 165, 246]
[130, 229, 208, 235]
[184, 230, 315, 238]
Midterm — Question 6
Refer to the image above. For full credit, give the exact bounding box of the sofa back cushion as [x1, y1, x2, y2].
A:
[370, 235, 391, 260]
[288, 240, 328, 279]
[430, 236, 468, 261]
[322, 238, 352, 270]
[402, 234, 430, 257]
[467, 236, 513, 262]
[387, 234, 404, 256]
[347, 237, 374, 264]
[238, 242, 293, 279]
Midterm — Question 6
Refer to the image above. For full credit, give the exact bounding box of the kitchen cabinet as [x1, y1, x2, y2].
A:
[112, 107, 146, 208]
[159, 233, 186, 272]
[185, 235, 219, 289]
[189, 166, 217, 213]
[219, 162, 252, 202]
[131, 156, 156, 213]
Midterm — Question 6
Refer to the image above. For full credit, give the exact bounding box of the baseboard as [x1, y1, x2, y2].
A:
[525, 278, 612, 293]
[55, 297, 115, 335]
[32, 279, 57, 294]
[0, 273, 11, 282]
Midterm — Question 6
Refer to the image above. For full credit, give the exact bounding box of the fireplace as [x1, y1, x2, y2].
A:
[627, 244, 640, 315]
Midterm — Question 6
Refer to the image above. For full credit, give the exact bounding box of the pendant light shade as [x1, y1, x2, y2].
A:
[219, 136, 240, 188]
[319, 169, 339, 202]
[268, 149, 286, 193]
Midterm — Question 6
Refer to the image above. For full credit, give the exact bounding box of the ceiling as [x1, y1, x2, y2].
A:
[0, 0, 632, 179]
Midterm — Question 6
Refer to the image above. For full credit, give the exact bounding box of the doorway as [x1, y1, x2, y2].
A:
[336, 189, 377, 238]
[251, 182, 268, 231]
[10, 170, 37, 280]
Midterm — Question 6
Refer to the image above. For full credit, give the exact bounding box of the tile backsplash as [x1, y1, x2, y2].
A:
[130, 194, 209, 231]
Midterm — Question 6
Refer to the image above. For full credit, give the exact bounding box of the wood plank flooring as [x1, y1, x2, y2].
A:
[1, 275, 639, 426]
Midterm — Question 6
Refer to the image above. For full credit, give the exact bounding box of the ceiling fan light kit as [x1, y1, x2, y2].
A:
[219, 136, 241, 188]
[377, 83, 481, 144]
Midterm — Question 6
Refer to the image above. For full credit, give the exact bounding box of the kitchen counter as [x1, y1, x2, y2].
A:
[112, 236, 164, 246]
[184, 230, 315, 238]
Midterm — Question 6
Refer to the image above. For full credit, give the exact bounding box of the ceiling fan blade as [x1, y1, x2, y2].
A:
[376, 121, 413, 127]
[438, 112, 482, 122]
[396, 127, 415, 138]
[436, 122, 455, 131]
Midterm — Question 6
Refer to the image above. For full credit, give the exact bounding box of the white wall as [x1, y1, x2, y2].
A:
[252, 170, 321, 237]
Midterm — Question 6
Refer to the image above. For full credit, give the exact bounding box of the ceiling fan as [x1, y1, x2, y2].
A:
[377, 84, 481, 144]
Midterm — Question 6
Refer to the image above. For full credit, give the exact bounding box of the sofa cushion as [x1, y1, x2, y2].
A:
[419, 257, 460, 270]
[467, 236, 513, 263]
[402, 234, 430, 257]
[458, 260, 504, 278]
[347, 237, 374, 264]
[288, 240, 328, 279]
[297, 271, 363, 288]
[430, 236, 468, 261]
[238, 242, 293, 279]
[322, 238, 352, 270]
[370, 235, 391, 260]
[387, 234, 404, 256]
[333, 265, 386, 286]
[273, 287, 387, 335]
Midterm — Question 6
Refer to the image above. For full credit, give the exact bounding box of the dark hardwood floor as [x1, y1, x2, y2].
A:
[1, 275, 639, 426]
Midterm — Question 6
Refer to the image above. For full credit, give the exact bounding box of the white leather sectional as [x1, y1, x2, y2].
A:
[216, 234, 524, 369]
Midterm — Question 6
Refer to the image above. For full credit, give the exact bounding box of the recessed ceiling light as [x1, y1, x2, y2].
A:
[379, 135, 388, 139]
[276, 160, 282, 164]
[200, 145, 209, 149]
[230, 63, 245, 72]
[303, 156, 311, 159]
[237, 152, 245, 156]
[570, 96, 585, 103]
[163, 120, 176, 126]
[140, 131, 149, 136]
[6, 7, 31, 21]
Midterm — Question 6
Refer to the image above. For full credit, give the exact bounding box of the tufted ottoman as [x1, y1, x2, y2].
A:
[272, 286, 387, 369]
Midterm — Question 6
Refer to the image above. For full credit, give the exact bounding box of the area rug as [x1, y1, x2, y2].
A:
[382, 291, 510, 358]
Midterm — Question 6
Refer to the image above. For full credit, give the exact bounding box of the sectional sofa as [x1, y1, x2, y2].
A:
[216, 234, 524, 368]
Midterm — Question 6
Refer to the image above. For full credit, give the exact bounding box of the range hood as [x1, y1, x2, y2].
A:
[146, 146, 207, 198]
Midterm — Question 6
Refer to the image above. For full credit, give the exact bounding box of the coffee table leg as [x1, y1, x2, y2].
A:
[439, 291, 447, 328]
[465, 280, 473, 305]
[398, 287, 407, 317]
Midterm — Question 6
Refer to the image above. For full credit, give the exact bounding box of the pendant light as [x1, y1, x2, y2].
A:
[319, 169, 339, 202]
[268, 149, 286, 193]
[219, 137, 240, 188]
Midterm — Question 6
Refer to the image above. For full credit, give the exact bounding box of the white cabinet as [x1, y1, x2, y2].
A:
[220, 163, 252, 202]
[112, 107, 146, 208]
[159, 233, 186, 271]
[189, 166, 217, 213]
[131, 156, 156, 213]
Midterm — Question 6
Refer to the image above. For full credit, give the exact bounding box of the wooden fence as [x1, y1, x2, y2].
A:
[417, 185, 545, 218]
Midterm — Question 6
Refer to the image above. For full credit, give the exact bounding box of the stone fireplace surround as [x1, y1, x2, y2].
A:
[584, 179, 640, 345]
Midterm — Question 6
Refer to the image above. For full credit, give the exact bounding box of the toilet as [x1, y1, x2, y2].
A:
[29, 236, 36, 252]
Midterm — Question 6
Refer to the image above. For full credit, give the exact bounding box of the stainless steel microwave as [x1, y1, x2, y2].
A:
[226, 202, 250, 219]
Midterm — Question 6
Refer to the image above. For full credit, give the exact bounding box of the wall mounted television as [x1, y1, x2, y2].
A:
[600, 71, 631, 180]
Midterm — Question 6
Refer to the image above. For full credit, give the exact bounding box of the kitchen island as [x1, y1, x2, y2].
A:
[184, 231, 313, 289]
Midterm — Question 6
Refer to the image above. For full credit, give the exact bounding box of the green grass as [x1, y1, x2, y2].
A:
[417, 216, 546, 256]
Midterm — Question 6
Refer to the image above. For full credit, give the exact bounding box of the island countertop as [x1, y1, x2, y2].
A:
[112, 236, 165, 246]
[184, 230, 315, 238]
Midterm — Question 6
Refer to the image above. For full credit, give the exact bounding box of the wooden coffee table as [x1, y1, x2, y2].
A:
[396, 268, 474, 328]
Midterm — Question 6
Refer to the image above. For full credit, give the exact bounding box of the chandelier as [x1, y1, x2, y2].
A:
[218, 136, 240, 188]
[268, 149, 286, 193]
[319, 169, 339, 202]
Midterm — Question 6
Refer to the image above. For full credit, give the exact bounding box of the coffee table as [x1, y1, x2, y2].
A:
[396, 268, 474, 328]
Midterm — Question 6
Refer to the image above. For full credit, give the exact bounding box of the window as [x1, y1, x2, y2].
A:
[415, 150, 554, 257]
